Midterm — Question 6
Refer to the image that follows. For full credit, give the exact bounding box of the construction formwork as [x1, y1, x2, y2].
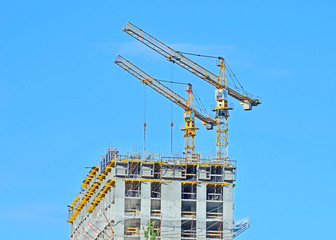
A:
[68, 148, 239, 240]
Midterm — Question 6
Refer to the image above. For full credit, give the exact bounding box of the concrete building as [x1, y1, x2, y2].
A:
[67, 148, 238, 240]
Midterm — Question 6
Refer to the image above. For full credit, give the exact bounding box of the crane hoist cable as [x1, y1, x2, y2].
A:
[193, 88, 209, 116]
[178, 50, 250, 103]
[170, 62, 174, 155]
[156, 79, 187, 85]
[153, 77, 194, 155]
[177, 51, 220, 59]
[152, 80, 210, 120]
[157, 79, 209, 156]
[143, 85, 147, 159]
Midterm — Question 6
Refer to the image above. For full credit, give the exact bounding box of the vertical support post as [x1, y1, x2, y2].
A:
[114, 178, 125, 240]
[191, 214, 194, 238]
[159, 213, 163, 237]
[222, 184, 234, 240]
[170, 122, 174, 154]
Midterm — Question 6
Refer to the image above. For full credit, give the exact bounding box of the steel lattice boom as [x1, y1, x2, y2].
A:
[122, 22, 261, 107]
[114, 55, 216, 156]
[114, 55, 216, 126]
[120, 22, 261, 160]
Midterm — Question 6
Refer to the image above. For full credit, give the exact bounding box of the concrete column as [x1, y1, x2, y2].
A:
[196, 183, 207, 239]
[114, 178, 125, 240]
[161, 181, 181, 240]
[140, 181, 151, 240]
[222, 183, 233, 240]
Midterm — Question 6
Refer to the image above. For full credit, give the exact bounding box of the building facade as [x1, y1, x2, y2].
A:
[68, 148, 236, 240]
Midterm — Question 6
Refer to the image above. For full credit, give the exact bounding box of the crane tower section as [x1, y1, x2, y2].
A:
[215, 58, 230, 159]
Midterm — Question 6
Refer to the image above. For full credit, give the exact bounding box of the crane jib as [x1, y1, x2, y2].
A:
[122, 22, 261, 106]
[114, 55, 217, 126]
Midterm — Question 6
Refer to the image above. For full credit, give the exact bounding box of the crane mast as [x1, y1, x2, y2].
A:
[181, 83, 198, 157]
[114, 55, 215, 159]
[216, 58, 230, 159]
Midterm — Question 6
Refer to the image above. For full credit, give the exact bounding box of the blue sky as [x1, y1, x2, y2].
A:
[0, 0, 335, 239]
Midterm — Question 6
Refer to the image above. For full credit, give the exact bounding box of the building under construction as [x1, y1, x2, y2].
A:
[67, 22, 260, 240]
[68, 150, 244, 240]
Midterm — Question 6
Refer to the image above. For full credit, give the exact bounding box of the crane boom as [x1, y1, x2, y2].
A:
[122, 22, 261, 107]
[114, 55, 216, 126]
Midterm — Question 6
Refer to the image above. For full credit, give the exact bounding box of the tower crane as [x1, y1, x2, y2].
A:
[114, 55, 216, 159]
[121, 22, 261, 160]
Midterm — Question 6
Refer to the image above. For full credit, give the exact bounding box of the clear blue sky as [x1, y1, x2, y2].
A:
[1, 1, 335, 239]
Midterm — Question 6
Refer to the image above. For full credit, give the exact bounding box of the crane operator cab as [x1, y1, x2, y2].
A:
[184, 111, 195, 125]
[215, 88, 230, 118]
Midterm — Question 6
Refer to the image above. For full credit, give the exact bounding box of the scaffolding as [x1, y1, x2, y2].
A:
[207, 184, 223, 201]
[68, 148, 238, 240]
[151, 182, 161, 198]
[181, 183, 197, 200]
[125, 180, 141, 198]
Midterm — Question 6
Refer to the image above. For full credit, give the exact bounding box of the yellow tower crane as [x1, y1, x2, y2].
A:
[114, 55, 216, 160]
[121, 22, 261, 161]
[182, 83, 198, 156]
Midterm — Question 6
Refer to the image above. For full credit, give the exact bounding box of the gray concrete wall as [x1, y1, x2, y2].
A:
[114, 178, 125, 240]
[161, 181, 181, 240]
[140, 181, 151, 239]
[196, 183, 207, 239]
[223, 183, 233, 240]
[69, 159, 237, 240]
